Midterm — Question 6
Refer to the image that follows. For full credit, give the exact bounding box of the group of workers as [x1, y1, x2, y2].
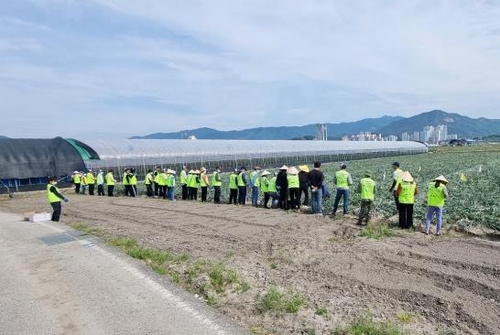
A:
[48, 161, 448, 235]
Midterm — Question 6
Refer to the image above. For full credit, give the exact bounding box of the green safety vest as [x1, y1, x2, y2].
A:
[335, 170, 350, 189]
[158, 173, 168, 186]
[180, 171, 187, 184]
[73, 174, 81, 183]
[359, 177, 376, 200]
[287, 174, 299, 189]
[47, 183, 61, 203]
[229, 174, 238, 189]
[399, 182, 416, 204]
[212, 171, 222, 187]
[237, 172, 246, 187]
[130, 175, 137, 185]
[105, 172, 115, 185]
[250, 171, 260, 187]
[260, 176, 269, 192]
[122, 172, 129, 185]
[169, 174, 176, 187]
[427, 182, 446, 207]
[86, 173, 95, 184]
[200, 173, 208, 187]
[187, 174, 194, 187]
[145, 172, 153, 185]
[268, 176, 277, 192]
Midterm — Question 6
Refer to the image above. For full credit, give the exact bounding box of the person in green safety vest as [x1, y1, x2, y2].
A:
[287, 166, 300, 210]
[425, 175, 448, 235]
[396, 171, 418, 229]
[332, 162, 353, 216]
[128, 168, 138, 197]
[200, 167, 210, 202]
[389, 161, 404, 212]
[228, 168, 239, 205]
[166, 169, 176, 200]
[158, 168, 168, 199]
[267, 171, 279, 208]
[180, 165, 188, 200]
[212, 166, 222, 204]
[105, 169, 117, 197]
[260, 170, 271, 208]
[250, 166, 261, 207]
[47, 176, 69, 222]
[86, 169, 96, 195]
[153, 166, 161, 197]
[72, 171, 81, 194]
[357, 171, 376, 225]
[237, 166, 248, 205]
[145, 169, 154, 197]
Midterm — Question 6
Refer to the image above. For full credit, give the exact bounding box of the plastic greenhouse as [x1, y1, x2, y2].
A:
[81, 139, 427, 177]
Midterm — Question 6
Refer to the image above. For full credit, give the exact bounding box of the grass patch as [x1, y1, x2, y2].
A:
[396, 312, 416, 324]
[258, 285, 306, 314]
[359, 224, 394, 240]
[70, 223, 103, 236]
[333, 313, 405, 335]
[315, 306, 328, 316]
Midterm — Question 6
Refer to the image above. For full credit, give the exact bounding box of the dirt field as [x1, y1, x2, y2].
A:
[1, 191, 499, 335]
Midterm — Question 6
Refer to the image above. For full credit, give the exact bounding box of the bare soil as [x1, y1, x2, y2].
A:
[1, 191, 499, 335]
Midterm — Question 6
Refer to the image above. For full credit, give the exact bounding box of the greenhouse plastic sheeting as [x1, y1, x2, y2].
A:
[81, 139, 427, 172]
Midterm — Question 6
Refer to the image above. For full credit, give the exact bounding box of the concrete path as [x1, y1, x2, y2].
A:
[0, 212, 250, 335]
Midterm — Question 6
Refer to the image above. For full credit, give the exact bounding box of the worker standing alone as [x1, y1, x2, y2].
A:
[332, 163, 353, 216]
[425, 175, 449, 235]
[357, 171, 376, 225]
[47, 176, 69, 222]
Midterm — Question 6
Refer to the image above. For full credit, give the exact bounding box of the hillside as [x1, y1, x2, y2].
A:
[130, 115, 403, 140]
[377, 110, 500, 138]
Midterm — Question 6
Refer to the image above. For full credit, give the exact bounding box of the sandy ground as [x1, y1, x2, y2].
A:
[1, 191, 499, 335]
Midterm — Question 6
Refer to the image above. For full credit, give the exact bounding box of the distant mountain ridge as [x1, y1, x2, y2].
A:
[131, 115, 403, 140]
[130, 110, 500, 140]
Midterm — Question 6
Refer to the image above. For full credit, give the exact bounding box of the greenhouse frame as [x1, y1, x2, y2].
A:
[1, 138, 427, 192]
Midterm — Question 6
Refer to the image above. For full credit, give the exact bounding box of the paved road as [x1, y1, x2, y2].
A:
[0, 212, 250, 335]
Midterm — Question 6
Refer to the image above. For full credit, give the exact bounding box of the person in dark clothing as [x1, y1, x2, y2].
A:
[153, 166, 161, 197]
[308, 161, 324, 215]
[47, 176, 68, 222]
[298, 165, 310, 206]
[276, 165, 289, 210]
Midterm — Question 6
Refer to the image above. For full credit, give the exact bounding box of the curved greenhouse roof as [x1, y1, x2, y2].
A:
[82, 139, 427, 172]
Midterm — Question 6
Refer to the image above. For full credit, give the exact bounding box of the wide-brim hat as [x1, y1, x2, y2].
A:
[166, 169, 174, 174]
[73, 171, 79, 174]
[254, 166, 261, 170]
[401, 171, 414, 182]
[200, 167, 206, 172]
[298, 165, 310, 173]
[188, 170, 195, 174]
[287, 166, 299, 175]
[193, 170, 201, 174]
[261, 170, 271, 176]
[434, 175, 448, 183]
[364, 170, 372, 177]
[279, 165, 288, 170]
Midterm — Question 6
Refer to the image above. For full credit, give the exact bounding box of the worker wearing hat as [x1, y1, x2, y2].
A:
[250, 166, 261, 207]
[72, 170, 81, 194]
[145, 169, 154, 197]
[200, 167, 209, 202]
[97, 169, 105, 196]
[357, 171, 376, 225]
[389, 161, 404, 211]
[86, 169, 96, 195]
[47, 176, 69, 222]
[287, 166, 300, 210]
[105, 169, 117, 197]
[260, 170, 271, 208]
[212, 166, 222, 204]
[396, 171, 418, 229]
[276, 165, 289, 210]
[237, 166, 248, 205]
[425, 175, 449, 235]
[332, 162, 353, 216]
[228, 168, 239, 205]
[180, 165, 189, 200]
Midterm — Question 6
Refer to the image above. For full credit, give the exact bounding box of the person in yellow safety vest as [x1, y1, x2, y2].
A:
[153, 166, 161, 197]
[166, 169, 176, 200]
[186, 170, 195, 200]
[260, 170, 271, 208]
[287, 166, 300, 210]
[357, 171, 376, 225]
[396, 171, 418, 229]
[47, 176, 69, 222]
[72, 170, 81, 194]
[190, 170, 201, 200]
[332, 162, 353, 215]
[145, 169, 154, 197]
[237, 166, 248, 205]
[180, 165, 188, 200]
[105, 169, 117, 197]
[211, 166, 222, 204]
[267, 172, 279, 208]
[228, 168, 239, 205]
[80, 172, 88, 195]
[128, 168, 138, 197]
[200, 167, 210, 202]
[250, 166, 261, 207]
[389, 161, 404, 211]
[86, 169, 96, 195]
[425, 175, 449, 235]
[122, 168, 131, 196]
[158, 168, 168, 199]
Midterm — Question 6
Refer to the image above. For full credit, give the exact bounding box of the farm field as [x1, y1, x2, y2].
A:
[1, 145, 499, 334]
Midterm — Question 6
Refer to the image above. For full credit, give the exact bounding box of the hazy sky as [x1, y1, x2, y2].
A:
[1, 1, 500, 139]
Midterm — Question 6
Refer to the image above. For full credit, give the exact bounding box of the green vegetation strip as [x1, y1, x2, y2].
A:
[359, 224, 394, 240]
[333, 313, 405, 335]
[257, 285, 306, 314]
[70, 223, 249, 307]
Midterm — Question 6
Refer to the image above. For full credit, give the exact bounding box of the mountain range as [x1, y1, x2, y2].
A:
[131, 110, 500, 140]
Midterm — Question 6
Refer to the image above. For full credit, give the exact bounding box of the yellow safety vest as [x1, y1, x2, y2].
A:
[47, 183, 61, 203]
[360, 177, 376, 200]
[399, 182, 416, 204]
[427, 182, 446, 207]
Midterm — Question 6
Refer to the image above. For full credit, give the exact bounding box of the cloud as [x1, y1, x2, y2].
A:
[1, 0, 500, 138]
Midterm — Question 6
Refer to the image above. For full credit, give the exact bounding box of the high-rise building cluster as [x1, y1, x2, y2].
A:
[401, 125, 457, 144]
